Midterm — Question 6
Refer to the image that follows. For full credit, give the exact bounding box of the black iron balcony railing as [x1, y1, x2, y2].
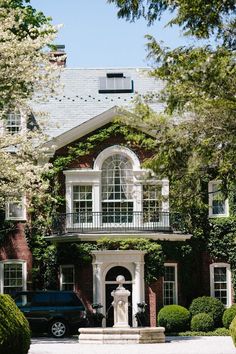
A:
[50, 211, 186, 235]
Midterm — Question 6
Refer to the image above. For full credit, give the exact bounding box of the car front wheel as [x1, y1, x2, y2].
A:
[50, 320, 68, 338]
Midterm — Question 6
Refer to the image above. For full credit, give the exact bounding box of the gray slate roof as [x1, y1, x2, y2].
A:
[31, 68, 165, 140]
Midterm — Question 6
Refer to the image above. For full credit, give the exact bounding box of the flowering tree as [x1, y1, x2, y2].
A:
[0, 0, 58, 209]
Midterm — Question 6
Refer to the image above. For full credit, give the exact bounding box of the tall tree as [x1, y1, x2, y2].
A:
[108, 0, 236, 47]
[109, 0, 236, 216]
[0, 0, 58, 208]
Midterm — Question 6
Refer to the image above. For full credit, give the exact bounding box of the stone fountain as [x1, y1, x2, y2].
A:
[79, 275, 165, 344]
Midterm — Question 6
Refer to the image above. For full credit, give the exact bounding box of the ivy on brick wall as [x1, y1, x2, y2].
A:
[20, 121, 236, 299]
[51, 121, 156, 175]
[207, 217, 236, 296]
[57, 238, 165, 284]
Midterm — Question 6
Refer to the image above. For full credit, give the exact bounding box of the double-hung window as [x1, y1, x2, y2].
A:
[163, 264, 178, 305]
[143, 184, 161, 223]
[0, 261, 26, 294]
[5, 196, 26, 221]
[60, 265, 75, 291]
[208, 181, 228, 217]
[5, 112, 22, 134]
[73, 185, 93, 224]
[210, 263, 231, 307]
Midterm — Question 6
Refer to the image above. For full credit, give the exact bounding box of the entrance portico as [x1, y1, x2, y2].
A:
[92, 250, 146, 327]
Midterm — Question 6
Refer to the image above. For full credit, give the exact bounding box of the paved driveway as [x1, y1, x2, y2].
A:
[29, 336, 235, 354]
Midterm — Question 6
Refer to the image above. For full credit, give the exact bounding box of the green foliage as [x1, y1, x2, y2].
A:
[158, 305, 190, 332]
[97, 238, 164, 283]
[108, 0, 235, 44]
[2, 0, 53, 39]
[57, 242, 97, 266]
[179, 328, 230, 336]
[27, 233, 58, 290]
[223, 305, 236, 329]
[189, 296, 225, 327]
[52, 122, 156, 174]
[109, 0, 236, 227]
[230, 316, 236, 346]
[191, 313, 214, 332]
[57, 238, 164, 284]
[0, 294, 31, 354]
[207, 218, 236, 296]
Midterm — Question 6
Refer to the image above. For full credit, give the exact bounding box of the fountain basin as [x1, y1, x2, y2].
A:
[78, 327, 165, 344]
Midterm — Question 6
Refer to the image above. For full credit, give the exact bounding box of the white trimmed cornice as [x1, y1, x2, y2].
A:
[45, 106, 119, 152]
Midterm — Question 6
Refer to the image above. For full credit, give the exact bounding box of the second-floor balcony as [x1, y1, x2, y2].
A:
[50, 210, 187, 236]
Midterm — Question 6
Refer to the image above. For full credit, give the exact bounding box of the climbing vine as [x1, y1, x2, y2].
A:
[57, 238, 164, 284]
[15, 120, 236, 299]
[52, 121, 157, 174]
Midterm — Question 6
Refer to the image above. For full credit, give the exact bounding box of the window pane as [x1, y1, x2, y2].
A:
[32, 293, 53, 306]
[163, 265, 177, 306]
[102, 155, 133, 221]
[213, 266, 228, 305]
[73, 185, 92, 223]
[143, 185, 161, 222]
[3, 263, 23, 294]
[211, 183, 226, 215]
[6, 112, 21, 134]
[61, 266, 74, 291]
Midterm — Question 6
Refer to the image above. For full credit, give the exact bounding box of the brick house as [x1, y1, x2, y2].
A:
[0, 63, 232, 327]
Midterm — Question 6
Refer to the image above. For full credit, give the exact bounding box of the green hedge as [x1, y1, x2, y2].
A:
[158, 305, 190, 333]
[223, 305, 236, 329]
[230, 316, 236, 346]
[189, 296, 224, 327]
[179, 328, 230, 336]
[190, 313, 214, 332]
[0, 294, 31, 354]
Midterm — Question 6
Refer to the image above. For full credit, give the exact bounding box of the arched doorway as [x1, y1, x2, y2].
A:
[105, 266, 132, 327]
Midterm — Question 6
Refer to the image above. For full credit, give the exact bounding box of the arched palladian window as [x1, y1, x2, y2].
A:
[101, 154, 134, 223]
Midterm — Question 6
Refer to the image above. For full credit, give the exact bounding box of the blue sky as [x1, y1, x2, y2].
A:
[31, 0, 193, 68]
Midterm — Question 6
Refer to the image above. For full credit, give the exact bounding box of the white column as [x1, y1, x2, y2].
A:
[92, 262, 102, 305]
[132, 261, 141, 326]
[93, 183, 100, 227]
[133, 183, 142, 228]
[65, 183, 72, 227]
[162, 178, 169, 227]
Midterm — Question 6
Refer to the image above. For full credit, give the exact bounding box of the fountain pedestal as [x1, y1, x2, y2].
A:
[112, 275, 130, 328]
[78, 275, 165, 344]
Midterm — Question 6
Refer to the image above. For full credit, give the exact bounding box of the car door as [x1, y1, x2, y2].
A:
[21, 292, 55, 333]
[54, 292, 85, 329]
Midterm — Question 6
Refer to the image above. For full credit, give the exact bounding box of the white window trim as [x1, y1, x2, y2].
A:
[210, 263, 232, 307]
[163, 263, 178, 305]
[59, 265, 75, 291]
[208, 181, 229, 218]
[94, 145, 141, 171]
[64, 146, 169, 216]
[5, 196, 27, 221]
[0, 260, 27, 294]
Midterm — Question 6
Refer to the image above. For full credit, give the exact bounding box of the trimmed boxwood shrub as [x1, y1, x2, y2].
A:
[190, 313, 214, 332]
[0, 294, 31, 354]
[230, 316, 236, 346]
[158, 305, 190, 333]
[223, 305, 236, 329]
[189, 296, 224, 327]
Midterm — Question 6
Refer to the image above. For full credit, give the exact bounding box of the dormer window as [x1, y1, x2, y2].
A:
[6, 112, 22, 134]
[99, 73, 134, 94]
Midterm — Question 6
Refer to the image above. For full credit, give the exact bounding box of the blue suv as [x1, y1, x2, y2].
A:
[14, 291, 88, 338]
